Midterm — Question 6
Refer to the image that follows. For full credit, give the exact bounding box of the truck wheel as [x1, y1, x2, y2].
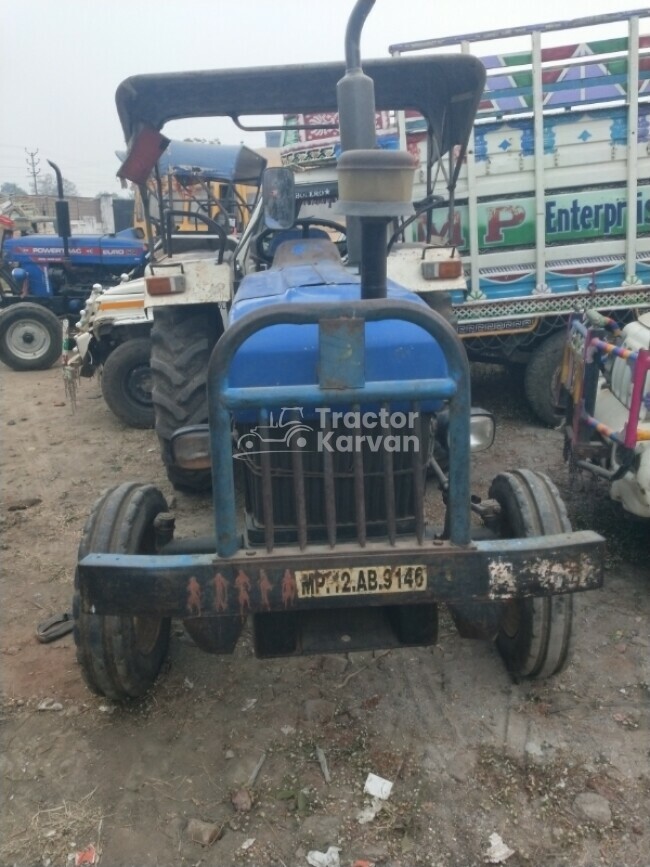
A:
[523, 331, 566, 427]
[0, 303, 62, 371]
[489, 469, 574, 680]
[101, 337, 154, 429]
[150, 305, 222, 492]
[73, 483, 171, 700]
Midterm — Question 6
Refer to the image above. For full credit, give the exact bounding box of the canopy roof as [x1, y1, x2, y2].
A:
[116, 54, 485, 160]
[156, 141, 265, 185]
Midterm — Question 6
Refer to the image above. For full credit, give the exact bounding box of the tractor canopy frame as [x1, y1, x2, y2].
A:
[115, 55, 486, 195]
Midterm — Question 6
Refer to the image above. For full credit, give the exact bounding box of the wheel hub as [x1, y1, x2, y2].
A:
[126, 364, 153, 407]
[6, 319, 51, 360]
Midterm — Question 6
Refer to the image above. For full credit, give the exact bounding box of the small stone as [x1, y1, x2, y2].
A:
[225, 749, 235, 759]
[525, 741, 544, 759]
[186, 818, 222, 847]
[614, 643, 627, 654]
[231, 788, 253, 812]
[303, 699, 336, 724]
[573, 792, 612, 825]
[7, 420, 16, 426]
[7, 497, 42, 512]
[53, 401, 66, 407]
[37, 698, 63, 712]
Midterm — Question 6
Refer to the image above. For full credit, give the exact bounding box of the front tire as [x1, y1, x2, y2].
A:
[73, 483, 171, 700]
[0, 302, 62, 371]
[101, 337, 153, 429]
[150, 305, 222, 492]
[489, 469, 574, 680]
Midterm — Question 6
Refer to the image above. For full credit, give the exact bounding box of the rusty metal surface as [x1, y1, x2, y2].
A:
[319, 318, 365, 390]
[78, 530, 604, 619]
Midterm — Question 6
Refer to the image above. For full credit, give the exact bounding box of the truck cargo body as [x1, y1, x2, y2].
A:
[391, 11, 650, 360]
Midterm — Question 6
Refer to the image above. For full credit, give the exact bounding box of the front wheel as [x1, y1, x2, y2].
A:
[489, 469, 574, 680]
[0, 302, 62, 371]
[73, 483, 171, 700]
[524, 331, 566, 427]
[101, 337, 154, 429]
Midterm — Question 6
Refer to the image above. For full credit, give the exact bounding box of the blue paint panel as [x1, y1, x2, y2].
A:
[3, 228, 147, 295]
[229, 259, 448, 420]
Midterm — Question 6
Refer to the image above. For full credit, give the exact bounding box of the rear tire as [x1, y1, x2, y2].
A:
[0, 265, 18, 297]
[101, 337, 153, 429]
[0, 302, 62, 371]
[150, 305, 223, 492]
[489, 469, 574, 680]
[524, 331, 566, 427]
[73, 483, 171, 700]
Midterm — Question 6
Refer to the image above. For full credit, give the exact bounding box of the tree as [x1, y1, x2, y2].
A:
[38, 173, 78, 197]
[1, 182, 27, 196]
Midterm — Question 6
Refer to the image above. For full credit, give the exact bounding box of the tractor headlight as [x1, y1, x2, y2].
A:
[435, 408, 496, 453]
[171, 425, 211, 470]
[469, 410, 495, 452]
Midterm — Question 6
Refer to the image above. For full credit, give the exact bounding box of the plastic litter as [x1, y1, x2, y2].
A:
[74, 844, 97, 866]
[363, 772, 393, 799]
[307, 846, 341, 867]
[485, 833, 515, 863]
[357, 797, 383, 824]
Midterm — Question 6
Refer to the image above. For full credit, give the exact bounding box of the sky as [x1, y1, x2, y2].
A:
[1, 0, 647, 198]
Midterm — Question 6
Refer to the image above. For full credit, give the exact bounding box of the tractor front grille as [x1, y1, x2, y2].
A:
[236, 406, 430, 550]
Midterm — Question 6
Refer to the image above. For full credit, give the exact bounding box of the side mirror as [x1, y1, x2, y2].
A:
[262, 167, 295, 230]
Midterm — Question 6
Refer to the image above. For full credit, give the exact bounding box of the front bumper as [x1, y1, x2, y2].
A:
[78, 531, 603, 619]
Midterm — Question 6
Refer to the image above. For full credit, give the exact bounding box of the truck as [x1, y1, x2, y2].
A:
[277, 10, 650, 426]
[69, 141, 266, 428]
[0, 160, 147, 371]
[559, 308, 650, 520]
[388, 9, 650, 425]
[72, 0, 603, 702]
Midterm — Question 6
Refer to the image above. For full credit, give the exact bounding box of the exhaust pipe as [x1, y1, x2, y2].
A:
[47, 160, 71, 260]
[336, 0, 377, 267]
[336, 1, 415, 297]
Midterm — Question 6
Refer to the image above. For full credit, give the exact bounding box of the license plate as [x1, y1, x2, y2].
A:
[295, 564, 427, 599]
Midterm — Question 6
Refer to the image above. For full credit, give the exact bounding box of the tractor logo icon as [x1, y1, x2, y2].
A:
[235, 407, 311, 456]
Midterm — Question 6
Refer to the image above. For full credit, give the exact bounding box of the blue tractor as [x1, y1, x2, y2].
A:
[72, 0, 604, 700]
[0, 161, 147, 371]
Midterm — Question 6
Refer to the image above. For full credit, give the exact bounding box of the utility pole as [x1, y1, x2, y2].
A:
[25, 148, 40, 195]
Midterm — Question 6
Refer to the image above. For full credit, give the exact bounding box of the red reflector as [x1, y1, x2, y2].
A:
[437, 259, 463, 279]
[145, 275, 185, 296]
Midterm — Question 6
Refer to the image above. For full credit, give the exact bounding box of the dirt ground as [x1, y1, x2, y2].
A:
[0, 361, 648, 867]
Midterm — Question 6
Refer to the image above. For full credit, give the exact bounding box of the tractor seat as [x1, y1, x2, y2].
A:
[267, 227, 331, 261]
